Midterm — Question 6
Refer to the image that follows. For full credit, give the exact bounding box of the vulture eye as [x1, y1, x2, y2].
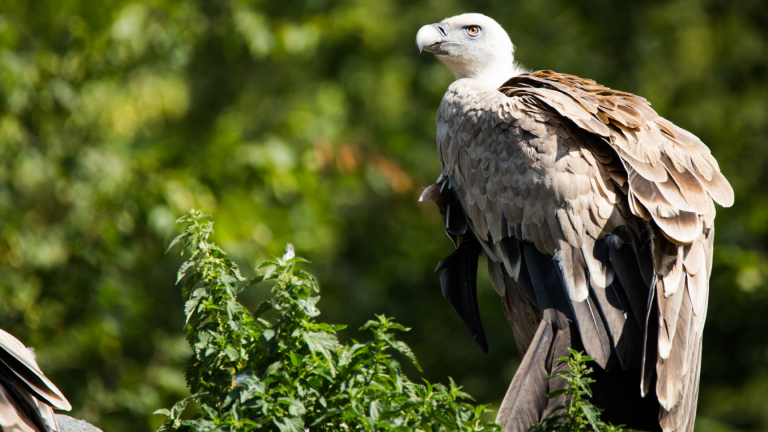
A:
[465, 25, 481, 38]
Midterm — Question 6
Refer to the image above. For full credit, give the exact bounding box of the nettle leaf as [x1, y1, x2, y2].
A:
[285, 257, 310, 264]
[581, 404, 602, 432]
[176, 260, 195, 284]
[260, 264, 278, 279]
[298, 297, 320, 317]
[277, 397, 306, 416]
[223, 346, 239, 361]
[386, 360, 405, 392]
[166, 231, 188, 254]
[288, 352, 302, 368]
[546, 388, 567, 399]
[265, 361, 284, 376]
[153, 408, 171, 418]
[184, 288, 207, 322]
[262, 328, 276, 342]
[273, 416, 304, 432]
[220, 272, 237, 286]
[282, 244, 296, 261]
[360, 319, 380, 331]
[382, 335, 422, 372]
[253, 301, 272, 319]
[303, 331, 339, 368]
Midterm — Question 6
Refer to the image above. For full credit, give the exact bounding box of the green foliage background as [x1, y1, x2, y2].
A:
[0, 0, 765, 431]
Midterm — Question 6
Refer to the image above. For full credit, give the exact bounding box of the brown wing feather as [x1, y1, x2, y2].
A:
[500, 71, 733, 220]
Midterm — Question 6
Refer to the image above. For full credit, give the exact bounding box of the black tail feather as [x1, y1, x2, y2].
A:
[435, 237, 487, 353]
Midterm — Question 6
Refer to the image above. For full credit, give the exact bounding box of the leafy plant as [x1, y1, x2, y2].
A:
[527, 350, 638, 432]
[155, 209, 501, 431]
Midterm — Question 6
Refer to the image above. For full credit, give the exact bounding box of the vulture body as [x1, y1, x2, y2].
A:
[0, 329, 70, 432]
[416, 13, 733, 432]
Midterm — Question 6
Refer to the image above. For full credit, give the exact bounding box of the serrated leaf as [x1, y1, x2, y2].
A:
[288, 352, 302, 368]
[360, 320, 379, 331]
[166, 232, 187, 254]
[265, 360, 284, 376]
[153, 408, 172, 417]
[581, 404, 602, 432]
[273, 416, 304, 432]
[547, 389, 569, 399]
[286, 257, 310, 264]
[176, 260, 195, 284]
[303, 331, 339, 375]
[277, 397, 306, 416]
[223, 346, 239, 361]
[252, 301, 272, 319]
[380, 333, 421, 371]
[262, 265, 277, 280]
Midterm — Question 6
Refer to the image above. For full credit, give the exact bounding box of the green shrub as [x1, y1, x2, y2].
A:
[154, 210, 641, 432]
[155, 210, 500, 431]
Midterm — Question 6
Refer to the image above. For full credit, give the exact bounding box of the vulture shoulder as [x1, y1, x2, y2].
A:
[429, 70, 733, 432]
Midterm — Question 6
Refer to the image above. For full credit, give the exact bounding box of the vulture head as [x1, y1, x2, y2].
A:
[416, 13, 525, 88]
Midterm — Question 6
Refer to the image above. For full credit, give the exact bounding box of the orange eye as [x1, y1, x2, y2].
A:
[466, 26, 481, 37]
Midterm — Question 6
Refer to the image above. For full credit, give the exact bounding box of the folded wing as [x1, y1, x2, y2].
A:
[431, 71, 732, 431]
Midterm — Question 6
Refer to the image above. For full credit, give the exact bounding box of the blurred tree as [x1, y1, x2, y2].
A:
[0, 0, 766, 431]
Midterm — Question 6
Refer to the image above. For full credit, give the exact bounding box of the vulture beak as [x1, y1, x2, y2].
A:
[416, 23, 450, 54]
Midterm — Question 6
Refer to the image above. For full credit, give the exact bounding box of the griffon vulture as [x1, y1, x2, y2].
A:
[416, 13, 733, 432]
[0, 329, 70, 431]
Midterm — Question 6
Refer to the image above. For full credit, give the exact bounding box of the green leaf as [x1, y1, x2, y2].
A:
[380, 333, 421, 371]
[285, 257, 310, 264]
[265, 360, 284, 376]
[176, 260, 195, 283]
[273, 416, 305, 432]
[277, 397, 307, 416]
[288, 352, 302, 368]
[303, 331, 340, 373]
[153, 409, 172, 417]
[253, 301, 273, 318]
[581, 403, 603, 432]
[223, 346, 239, 361]
[545, 388, 567, 398]
[166, 232, 187, 254]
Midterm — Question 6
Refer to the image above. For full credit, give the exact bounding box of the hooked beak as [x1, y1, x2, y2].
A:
[416, 23, 450, 54]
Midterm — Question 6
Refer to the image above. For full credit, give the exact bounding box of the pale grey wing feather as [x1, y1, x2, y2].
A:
[651, 224, 712, 431]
